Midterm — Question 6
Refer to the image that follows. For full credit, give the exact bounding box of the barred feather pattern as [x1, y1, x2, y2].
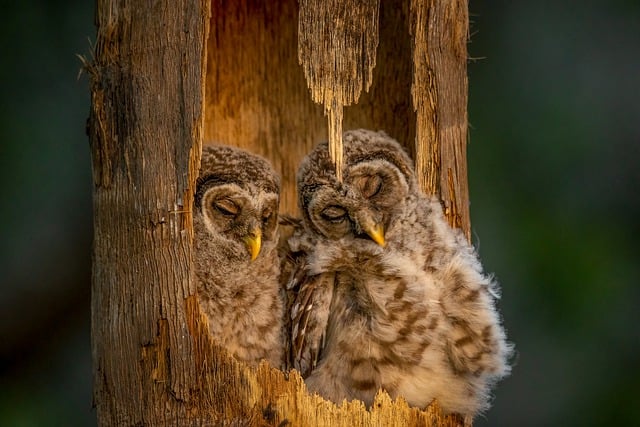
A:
[284, 129, 513, 418]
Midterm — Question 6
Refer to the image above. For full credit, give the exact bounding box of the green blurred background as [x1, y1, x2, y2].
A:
[0, 1, 638, 426]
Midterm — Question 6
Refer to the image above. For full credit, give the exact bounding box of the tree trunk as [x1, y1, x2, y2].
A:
[89, 0, 210, 423]
[89, 0, 470, 425]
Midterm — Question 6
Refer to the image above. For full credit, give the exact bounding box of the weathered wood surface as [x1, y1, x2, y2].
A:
[298, 0, 380, 182]
[89, 0, 210, 424]
[410, 0, 471, 238]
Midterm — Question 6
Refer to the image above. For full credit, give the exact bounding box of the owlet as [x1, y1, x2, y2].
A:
[194, 144, 284, 368]
[284, 129, 512, 418]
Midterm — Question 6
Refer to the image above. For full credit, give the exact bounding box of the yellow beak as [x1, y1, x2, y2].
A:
[244, 229, 262, 261]
[364, 222, 386, 247]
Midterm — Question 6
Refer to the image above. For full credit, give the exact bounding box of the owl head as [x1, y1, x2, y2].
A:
[297, 129, 417, 247]
[195, 145, 280, 262]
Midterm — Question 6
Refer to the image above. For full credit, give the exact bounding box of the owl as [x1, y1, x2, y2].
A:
[284, 129, 512, 418]
[194, 144, 284, 368]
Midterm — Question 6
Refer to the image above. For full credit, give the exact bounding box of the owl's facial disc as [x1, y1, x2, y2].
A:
[304, 159, 408, 246]
[201, 183, 278, 261]
[347, 160, 410, 246]
[217, 198, 263, 261]
[307, 188, 385, 246]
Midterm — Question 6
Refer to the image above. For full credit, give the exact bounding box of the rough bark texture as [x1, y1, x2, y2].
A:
[90, 0, 471, 425]
[89, 0, 210, 424]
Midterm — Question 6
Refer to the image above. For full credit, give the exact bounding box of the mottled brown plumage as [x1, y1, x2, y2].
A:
[194, 144, 283, 368]
[284, 129, 512, 418]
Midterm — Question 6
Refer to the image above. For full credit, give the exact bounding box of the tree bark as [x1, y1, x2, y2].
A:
[90, 0, 470, 425]
[89, 0, 210, 424]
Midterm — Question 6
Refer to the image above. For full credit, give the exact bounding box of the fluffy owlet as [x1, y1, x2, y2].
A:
[194, 144, 284, 368]
[284, 129, 512, 418]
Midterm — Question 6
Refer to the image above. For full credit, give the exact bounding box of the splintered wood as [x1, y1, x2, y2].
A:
[409, 0, 471, 239]
[183, 295, 468, 426]
[298, 0, 380, 182]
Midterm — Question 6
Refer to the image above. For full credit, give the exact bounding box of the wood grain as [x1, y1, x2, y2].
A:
[89, 0, 209, 423]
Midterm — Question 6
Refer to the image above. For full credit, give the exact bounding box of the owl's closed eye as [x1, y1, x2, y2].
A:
[199, 182, 278, 261]
[304, 157, 409, 247]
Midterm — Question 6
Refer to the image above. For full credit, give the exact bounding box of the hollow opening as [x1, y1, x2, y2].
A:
[204, 0, 416, 215]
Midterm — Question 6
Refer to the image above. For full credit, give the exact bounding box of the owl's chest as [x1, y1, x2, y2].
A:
[330, 265, 433, 321]
[332, 270, 389, 313]
[327, 263, 441, 361]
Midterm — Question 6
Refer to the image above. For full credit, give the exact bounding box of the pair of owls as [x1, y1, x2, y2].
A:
[193, 129, 512, 418]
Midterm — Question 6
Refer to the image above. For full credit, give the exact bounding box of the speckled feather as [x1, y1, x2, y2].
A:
[194, 145, 284, 368]
[284, 130, 513, 418]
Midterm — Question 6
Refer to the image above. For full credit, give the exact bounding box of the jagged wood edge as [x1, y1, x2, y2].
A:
[185, 296, 466, 426]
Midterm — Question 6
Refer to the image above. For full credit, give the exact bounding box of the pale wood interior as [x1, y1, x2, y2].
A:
[204, 0, 416, 215]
